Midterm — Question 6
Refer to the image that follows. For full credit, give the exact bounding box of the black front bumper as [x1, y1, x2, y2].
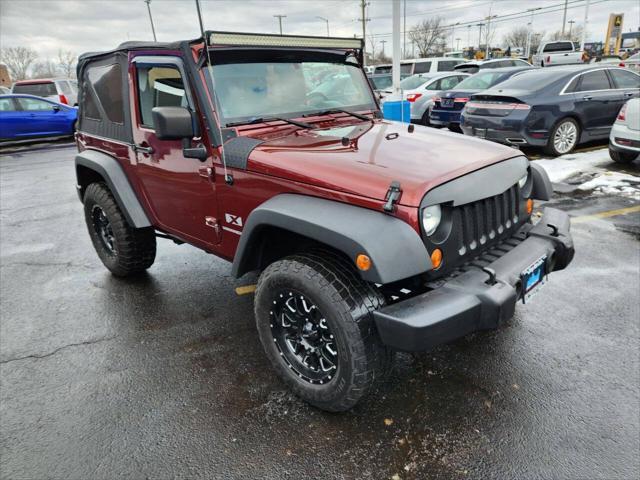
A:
[373, 208, 575, 351]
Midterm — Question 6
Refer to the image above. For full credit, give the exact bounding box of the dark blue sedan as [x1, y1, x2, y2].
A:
[460, 65, 640, 155]
[429, 66, 534, 131]
[0, 94, 77, 142]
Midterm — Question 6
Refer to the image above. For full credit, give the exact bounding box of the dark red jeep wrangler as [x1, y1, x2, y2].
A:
[75, 32, 574, 411]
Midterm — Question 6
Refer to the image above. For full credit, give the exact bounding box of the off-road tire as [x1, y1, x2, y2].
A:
[609, 147, 638, 164]
[544, 117, 580, 156]
[83, 182, 156, 276]
[254, 251, 392, 412]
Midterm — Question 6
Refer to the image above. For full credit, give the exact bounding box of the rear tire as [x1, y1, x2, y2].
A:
[544, 117, 580, 156]
[254, 251, 392, 412]
[448, 124, 462, 133]
[609, 147, 638, 164]
[420, 110, 431, 126]
[83, 182, 156, 276]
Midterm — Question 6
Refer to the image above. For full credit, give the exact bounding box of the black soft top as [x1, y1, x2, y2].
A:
[78, 39, 198, 63]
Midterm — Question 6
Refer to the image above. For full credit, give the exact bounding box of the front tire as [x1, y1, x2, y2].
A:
[83, 182, 156, 276]
[254, 252, 391, 412]
[609, 147, 638, 164]
[544, 117, 580, 156]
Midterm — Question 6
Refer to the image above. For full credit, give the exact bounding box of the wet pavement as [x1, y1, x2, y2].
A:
[1, 143, 639, 479]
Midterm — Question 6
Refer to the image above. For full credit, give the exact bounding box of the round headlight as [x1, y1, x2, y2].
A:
[422, 205, 442, 237]
[518, 172, 529, 189]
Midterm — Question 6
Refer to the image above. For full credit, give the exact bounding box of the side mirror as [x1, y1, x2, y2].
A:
[52, 105, 61, 112]
[151, 106, 208, 161]
[152, 106, 195, 140]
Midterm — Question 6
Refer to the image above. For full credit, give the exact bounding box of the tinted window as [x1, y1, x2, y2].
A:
[437, 60, 459, 72]
[565, 76, 580, 93]
[137, 65, 187, 128]
[609, 69, 640, 89]
[437, 76, 461, 90]
[543, 42, 573, 52]
[413, 61, 432, 74]
[400, 63, 414, 74]
[13, 82, 57, 96]
[400, 74, 430, 90]
[0, 98, 15, 111]
[374, 66, 391, 74]
[17, 97, 55, 111]
[514, 59, 531, 67]
[57, 80, 72, 95]
[87, 63, 124, 123]
[371, 75, 392, 89]
[577, 70, 611, 91]
[455, 71, 506, 89]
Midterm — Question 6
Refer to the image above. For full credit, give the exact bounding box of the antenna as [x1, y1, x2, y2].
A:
[194, 0, 232, 185]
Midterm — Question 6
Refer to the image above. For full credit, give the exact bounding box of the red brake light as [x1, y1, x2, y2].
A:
[619, 62, 625, 67]
[513, 103, 531, 110]
[406, 93, 423, 103]
[59, 94, 68, 105]
[456, 97, 469, 103]
[546, 56, 551, 63]
[617, 104, 627, 122]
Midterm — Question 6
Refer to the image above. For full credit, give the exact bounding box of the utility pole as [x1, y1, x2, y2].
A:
[561, 0, 568, 36]
[568, 20, 575, 38]
[380, 40, 387, 57]
[456, 38, 461, 51]
[273, 14, 286, 35]
[451, 22, 460, 53]
[485, 0, 495, 58]
[144, 0, 157, 42]
[580, 0, 590, 52]
[316, 16, 329, 36]
[403, 0, 407, 59]
[525, 7, 542, 58]
[392, 0, 401, 98]
[476, 23, 484, 53]
[467, 25, 472, 50]
[358, 0, 370, 66]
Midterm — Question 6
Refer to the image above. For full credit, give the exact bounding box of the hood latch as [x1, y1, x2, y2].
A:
[383, 181, 402, 212]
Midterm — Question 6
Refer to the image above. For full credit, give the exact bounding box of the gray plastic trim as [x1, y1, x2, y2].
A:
[529, 162, 553, 201]
[232, 194, 431, 284]
[75, 149, 151, 228]
[421, 156, 528, 207]
[223, 136, 264, 169]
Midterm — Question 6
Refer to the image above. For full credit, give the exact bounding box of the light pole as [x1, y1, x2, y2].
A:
[485, 0, 494, 58]
[568, 20, 575, 38]
[476, 23, 485, 53]
[143, 0, 157, 42]
[580, 0, 590, 52]
[316, 16, 329, 36]
[456, 38, 461, 51]
[467, 25, 472, 50]
[450, 22, 460, 53]
[273, 14, 286, 35]
[561, 0, 569, 35]
[380, 39, 387, 57]
[525, 7, 542, 58]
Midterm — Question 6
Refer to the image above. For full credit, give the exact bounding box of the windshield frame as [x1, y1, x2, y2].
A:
[202, 48, 378, 127]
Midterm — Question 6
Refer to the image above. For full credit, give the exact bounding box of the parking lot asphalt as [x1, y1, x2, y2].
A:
[1, 142, 639, 480]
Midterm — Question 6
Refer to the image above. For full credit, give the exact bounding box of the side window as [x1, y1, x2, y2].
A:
[436, 60, 458, 72]
[413, 62, 432, 74]
[438, 76, 459, 90]
[17, 97, 55, 111]
[565, 76, 580, 93]
[137, 65, 188, 128]
[57, 80, 72, 95]
[86, 63, 124, 123]
[576, 70, 611, 92]
[0, 98, 16, 111]
[609, 69, 640, 89]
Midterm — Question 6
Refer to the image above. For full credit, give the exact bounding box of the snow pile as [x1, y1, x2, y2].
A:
[534, 148, 640, 199]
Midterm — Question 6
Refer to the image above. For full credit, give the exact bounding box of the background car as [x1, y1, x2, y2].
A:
[623, 52, 640, 73]
[609, 98, 640, 163]
[460, 66, 640, 155]
[0, 94, 77, 142]
[590, 55, 624, 65]
[430, 66, 533, 131]
[386, 71, 470, 125]
[454, 57, 532, 73]
[367, 72, 410, 100]
[11, 78, 78, 106]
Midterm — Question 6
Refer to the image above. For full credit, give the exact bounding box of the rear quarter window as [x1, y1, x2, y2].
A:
[576, 70, 611, 91]
[85, 63, 124, 124]
[609, 69, 640, 89]
[13, 82, 57, 96]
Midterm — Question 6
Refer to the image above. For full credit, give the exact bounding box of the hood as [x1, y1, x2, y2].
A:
[244, 121, 522, 207]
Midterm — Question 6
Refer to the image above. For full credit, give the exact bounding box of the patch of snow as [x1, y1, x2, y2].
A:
[533, 149, 612, 183]
[577, 171, 640, 199]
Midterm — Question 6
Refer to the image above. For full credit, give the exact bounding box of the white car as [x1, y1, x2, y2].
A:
[623, 52, 640, 73]
[11, 78, 78, 106]
[609, 98, 640, 164]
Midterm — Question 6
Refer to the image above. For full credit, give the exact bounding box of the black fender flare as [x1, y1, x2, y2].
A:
[75, 149, 151, 228]
[530, 162, 553, 201]
[231, 194, 432, 284]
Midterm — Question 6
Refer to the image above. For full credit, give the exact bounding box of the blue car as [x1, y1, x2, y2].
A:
[0, 94, 77, 142]
[429, 66, 533, 131]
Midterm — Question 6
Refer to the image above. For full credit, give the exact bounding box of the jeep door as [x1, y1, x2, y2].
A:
[130, 56, 221, 249]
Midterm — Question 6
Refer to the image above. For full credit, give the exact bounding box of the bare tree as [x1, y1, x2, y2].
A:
[0, 46, 37, 80]
[548, 25, 584, 43]
[32, 60, 59, 79]
[408, 17, 447, 58]
[367, 34, 378, 64]
[503, 26, 531, 49]
[57, 50, 77, 78]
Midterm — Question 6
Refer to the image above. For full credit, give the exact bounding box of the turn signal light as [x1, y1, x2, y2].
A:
[526, 199, 534, 215]
[356, 254, 372, 271]
[430, 248, 443, 269]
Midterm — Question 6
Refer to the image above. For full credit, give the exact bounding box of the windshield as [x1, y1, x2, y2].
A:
[370, 75, 392, 90]
[454, 71, 508, 90]
[209, 54, 376, 126]
[400, 74, 432, 90]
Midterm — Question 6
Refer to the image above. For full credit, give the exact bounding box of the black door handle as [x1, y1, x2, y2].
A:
[133, 144, 154, 154]
[624, 92, 635, 97]
[582, 95, 593, 101]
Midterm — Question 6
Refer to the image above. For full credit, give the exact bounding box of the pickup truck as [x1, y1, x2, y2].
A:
[533, 41, 585, 67]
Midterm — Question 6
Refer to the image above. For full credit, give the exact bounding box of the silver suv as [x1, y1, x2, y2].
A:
[11, 78, 78, 106]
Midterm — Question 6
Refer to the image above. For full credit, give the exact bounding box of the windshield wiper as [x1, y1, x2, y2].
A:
[226, 116, 313, 129]
[303, 108, 373, 122]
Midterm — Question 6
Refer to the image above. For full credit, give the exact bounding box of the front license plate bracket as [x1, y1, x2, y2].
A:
[521, 255, 547, 304]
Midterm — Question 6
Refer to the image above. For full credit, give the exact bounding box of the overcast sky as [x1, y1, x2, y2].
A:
[1, 0, 639, 60]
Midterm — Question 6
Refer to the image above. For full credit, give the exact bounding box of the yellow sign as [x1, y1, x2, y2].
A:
[605, 13, 624, 55]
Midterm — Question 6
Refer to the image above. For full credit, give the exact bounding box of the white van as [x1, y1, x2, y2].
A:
[372, 57, 464, 75]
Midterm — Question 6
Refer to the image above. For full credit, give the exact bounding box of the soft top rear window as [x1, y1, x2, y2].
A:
[13, 82, 57, 96]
